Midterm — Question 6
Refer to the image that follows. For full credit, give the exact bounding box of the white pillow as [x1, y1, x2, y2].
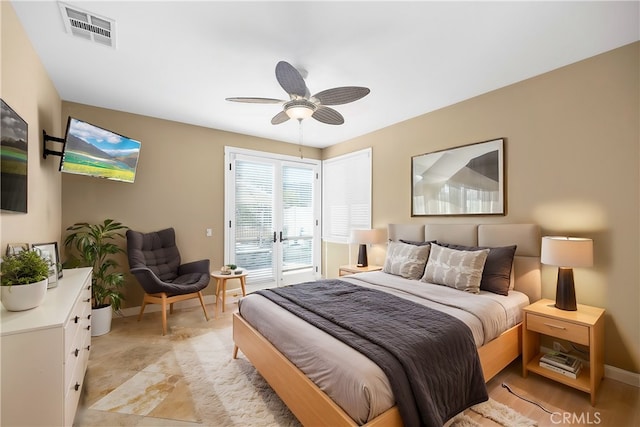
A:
[383, 241, 431, 280]
[421, 244, 489, 293]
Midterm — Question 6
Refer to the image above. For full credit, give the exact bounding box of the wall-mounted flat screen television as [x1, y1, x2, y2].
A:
[60, 117, 141, 183]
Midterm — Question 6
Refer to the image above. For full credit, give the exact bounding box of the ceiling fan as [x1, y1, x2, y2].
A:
[226, 61, 370, 125]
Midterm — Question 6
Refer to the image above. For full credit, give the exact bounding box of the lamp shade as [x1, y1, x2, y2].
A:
[285, 105, 314, 120]
[541, 236, 593, 267]
[349, 229, 386, 245]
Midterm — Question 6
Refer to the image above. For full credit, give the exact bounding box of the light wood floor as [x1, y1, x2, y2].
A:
[76, 301, 639, 426]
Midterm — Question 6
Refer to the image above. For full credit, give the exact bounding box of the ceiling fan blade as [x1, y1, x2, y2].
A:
[312, 106, 344, 125]
[225, 97, 283, 104]
[312, 86, 370, 105]
[271, 110, 290, 125]
[275, 61, 309, 98]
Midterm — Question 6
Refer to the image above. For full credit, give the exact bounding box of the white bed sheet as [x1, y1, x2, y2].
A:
[238, 271, 529, 424]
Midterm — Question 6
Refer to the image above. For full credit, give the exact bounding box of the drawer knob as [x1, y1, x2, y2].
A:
[74, 348, 80, 357]
[74, 315, 80, 323]
[74, 382, 81, 391]
[87, 314, 91, 320]
[86, 345, 91, 351]
[84, 298, 91, 303]
[86, 325, 91, 331]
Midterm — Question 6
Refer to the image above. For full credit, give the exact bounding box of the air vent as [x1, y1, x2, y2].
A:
[58, 2, 116, 48]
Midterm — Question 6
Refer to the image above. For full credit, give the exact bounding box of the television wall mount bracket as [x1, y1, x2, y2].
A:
[42, 130, 65, 159]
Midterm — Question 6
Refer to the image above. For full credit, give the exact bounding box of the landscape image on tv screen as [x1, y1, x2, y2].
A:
[61, 117, 141, 183]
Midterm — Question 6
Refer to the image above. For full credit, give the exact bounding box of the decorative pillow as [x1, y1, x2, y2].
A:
[421, 244, 489, 294]
[383, 241, 432, 280]
[399, 239, 435, 247]
[437, 242, 517, 296]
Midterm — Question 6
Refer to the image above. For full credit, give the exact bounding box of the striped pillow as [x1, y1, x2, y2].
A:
[421, 243, 489, 293]
[383, 241, 431, 280]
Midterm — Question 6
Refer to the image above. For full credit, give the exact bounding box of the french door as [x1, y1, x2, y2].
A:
[224, 147, 321, 287]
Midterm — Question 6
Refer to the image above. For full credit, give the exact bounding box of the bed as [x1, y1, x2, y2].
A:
[233, 223, 541, 426]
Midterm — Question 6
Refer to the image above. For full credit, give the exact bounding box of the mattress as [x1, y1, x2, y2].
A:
[238, 271, 530, 424]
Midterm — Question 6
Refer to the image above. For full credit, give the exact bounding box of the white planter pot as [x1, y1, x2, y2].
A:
[91, 305, 113, 336]
[0, 278, 48, 311]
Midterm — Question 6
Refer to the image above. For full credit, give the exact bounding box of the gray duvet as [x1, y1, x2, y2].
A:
[255, 279, 488, 427]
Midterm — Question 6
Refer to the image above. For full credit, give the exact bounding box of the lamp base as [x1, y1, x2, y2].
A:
[555, 267, 577, 311]
[357, 244, 368, 267]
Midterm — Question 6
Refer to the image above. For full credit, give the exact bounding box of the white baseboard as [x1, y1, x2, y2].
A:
[605, 364, 640, 388]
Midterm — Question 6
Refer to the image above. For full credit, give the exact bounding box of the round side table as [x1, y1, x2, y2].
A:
[210, 270, 248, 314]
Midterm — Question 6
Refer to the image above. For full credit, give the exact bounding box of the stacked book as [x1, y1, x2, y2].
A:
[539, 351, 583, 379]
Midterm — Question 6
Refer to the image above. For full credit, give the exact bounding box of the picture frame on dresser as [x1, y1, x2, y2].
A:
[5, 242, 29, 256]
[32, 242, 62, 286]
[411, 138, 505, 216]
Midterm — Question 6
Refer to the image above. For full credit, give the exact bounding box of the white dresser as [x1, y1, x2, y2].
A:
[1, 267, 92, 426]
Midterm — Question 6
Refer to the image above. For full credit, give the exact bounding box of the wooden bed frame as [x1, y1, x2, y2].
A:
[232, 223, 541, 426]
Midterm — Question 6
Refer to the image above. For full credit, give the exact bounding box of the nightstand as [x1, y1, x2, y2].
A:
[522, 298, 605, 405]
[338, 264, 382, 276]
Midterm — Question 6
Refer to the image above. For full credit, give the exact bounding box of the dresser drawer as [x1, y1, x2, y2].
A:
[526, 312, 589, 345]
[64, 285, 91, 357]
[64, 334, 90, 426]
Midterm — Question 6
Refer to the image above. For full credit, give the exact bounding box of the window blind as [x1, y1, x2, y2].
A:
[322, 148, 372, 243]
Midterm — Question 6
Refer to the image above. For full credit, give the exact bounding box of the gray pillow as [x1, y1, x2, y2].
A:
[421, 243, 489, 294]
[383, 241, 431, 280]
[437, 242, 517, 296]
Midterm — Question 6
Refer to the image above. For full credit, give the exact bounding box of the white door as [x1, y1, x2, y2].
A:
[224, 147, 321, 287]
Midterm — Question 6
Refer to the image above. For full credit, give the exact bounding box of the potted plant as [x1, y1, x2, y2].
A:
[1, 248, 51, 311]
[64, 219, 128, 336]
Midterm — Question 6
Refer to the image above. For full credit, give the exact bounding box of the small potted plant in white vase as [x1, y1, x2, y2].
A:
[1, 248, 51, 311]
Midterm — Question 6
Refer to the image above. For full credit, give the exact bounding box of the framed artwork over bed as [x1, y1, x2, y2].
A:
[411, 138, 505, 216]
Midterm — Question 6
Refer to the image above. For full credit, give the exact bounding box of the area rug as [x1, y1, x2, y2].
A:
[90, 324, 535, 426]
[471, 398, 538, 427]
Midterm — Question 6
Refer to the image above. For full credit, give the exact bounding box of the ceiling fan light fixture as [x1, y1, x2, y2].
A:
[284, 100, 316, 120]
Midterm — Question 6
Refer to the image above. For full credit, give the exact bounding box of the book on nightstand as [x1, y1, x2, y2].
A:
[540, 351, 582, 373]
[539, 360, 582, 379]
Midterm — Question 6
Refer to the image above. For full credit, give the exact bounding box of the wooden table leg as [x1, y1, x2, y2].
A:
[240, 276, 247, 296]
[221, 278, 227, 312]
[215, 278, 222, 317]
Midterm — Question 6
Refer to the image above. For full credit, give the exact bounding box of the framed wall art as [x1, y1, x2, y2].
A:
[412, 138, 505, 216]
[1, 99, 28, 213]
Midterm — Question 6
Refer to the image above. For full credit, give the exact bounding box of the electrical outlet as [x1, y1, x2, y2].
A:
[206, 228, 212, 237]
[553, 341, 570, 353]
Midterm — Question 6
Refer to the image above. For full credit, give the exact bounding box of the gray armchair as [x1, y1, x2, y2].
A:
[126, 227, 210, 335]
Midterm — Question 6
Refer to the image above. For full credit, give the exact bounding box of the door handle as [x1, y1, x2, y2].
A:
[273, 231, 277, 243]
[279, 231, 286, 242]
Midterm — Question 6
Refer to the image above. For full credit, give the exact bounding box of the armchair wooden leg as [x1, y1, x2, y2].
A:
[161, 294, 168, 336]
[233, 345, 239, 359]
[138, 300, 147, 321]
[197, 291, 210, 321]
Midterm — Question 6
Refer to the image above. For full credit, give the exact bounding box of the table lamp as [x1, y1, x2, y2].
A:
[541, 236, 593, 311]
[349, 229, 385, 267]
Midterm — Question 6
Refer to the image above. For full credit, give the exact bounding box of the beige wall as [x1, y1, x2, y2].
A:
[0, 3, 63, 252]
[325, 42, 640, 373]
[60, 103, 321, 307]
[2, 0, 638, 374]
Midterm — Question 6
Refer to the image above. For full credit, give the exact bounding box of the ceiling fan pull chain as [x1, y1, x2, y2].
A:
[298, 118, 304, 159]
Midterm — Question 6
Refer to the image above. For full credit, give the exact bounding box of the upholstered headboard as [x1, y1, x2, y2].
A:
[387, 223, 541, 302]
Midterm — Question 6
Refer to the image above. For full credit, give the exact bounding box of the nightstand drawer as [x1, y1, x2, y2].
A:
[527, 313, 589, 345]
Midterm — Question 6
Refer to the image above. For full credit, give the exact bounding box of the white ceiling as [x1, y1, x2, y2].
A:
[10, 1, 639, 148]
